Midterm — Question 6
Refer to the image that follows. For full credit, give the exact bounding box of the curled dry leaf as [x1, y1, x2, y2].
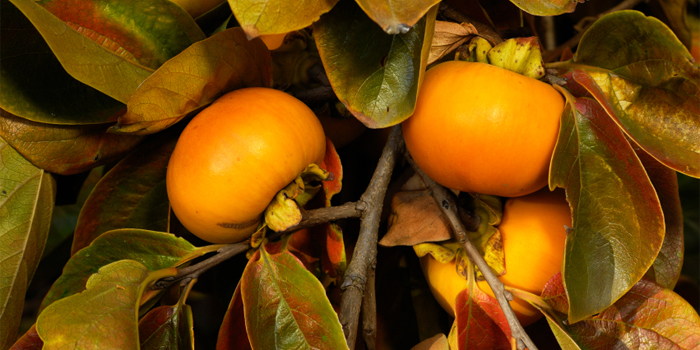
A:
[428, 21, 478, 65]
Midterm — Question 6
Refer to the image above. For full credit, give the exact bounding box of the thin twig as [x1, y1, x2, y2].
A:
[339, 125, 404, 350]
[405, 153, 538, 350]
[361, 258, 377, 350]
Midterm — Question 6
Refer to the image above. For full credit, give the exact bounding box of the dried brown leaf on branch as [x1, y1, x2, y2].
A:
[428, 21, 478, 64]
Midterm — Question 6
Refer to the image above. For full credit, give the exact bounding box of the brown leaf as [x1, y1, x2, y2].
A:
[410, 333, 449, 350]
[382, 189, 453, 246]
[428, 21, 478, 65]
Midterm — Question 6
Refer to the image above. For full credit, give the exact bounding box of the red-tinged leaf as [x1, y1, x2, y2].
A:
[112, 28, 272, 135]
[355, 0, 440, 34]
[453, 285, 511, 350]
[542, 275, 700, 349]
[40, 229, 196, 312]
[0, 110, 143, 175]
[552, 11, 700, 177]
[550, 94, 665, 323]
[240, 242, 349, 350]
[314, 1, 436, 128]
[0, 1, 124, 125]
[7, 0, 154, 103]
[638, 147, 685, 290]
[37, 261, 176, 350]
[71, 129, 177, 253]
[508, 0, 580, 16]
[139, 304, 194, 350]
[10, 324, 43, 350]
[228, 0, 338, 38]
[217, 283, 252, 350]
[0, 139, 55, 350]
[320, 137, 342, 207]
[38, 0, 204, 69]
[288, 229, 322, 275]
[322, 223, 346, 280]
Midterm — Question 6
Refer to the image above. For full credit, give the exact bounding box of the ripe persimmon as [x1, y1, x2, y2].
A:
[166, 87, 326, 243]
[403, 61, 565, 197]
[420, 188, 571, 326]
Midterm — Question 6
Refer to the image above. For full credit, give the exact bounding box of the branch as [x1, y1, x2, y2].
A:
[405, 153, 538, 350]
[361, 258, 378, 350]
[339, 125, 404, 350]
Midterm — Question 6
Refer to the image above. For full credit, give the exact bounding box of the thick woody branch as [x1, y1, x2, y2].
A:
[361, 258, 378, 350]
[405, 154, 538, 350]
[339, 125, 404, 350]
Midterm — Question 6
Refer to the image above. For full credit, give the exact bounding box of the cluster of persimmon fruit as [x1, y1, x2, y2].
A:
[165, 0, 571, 327]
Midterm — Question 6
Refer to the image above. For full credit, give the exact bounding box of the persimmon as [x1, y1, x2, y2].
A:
[419, 188, 571, 326]
[402, 61, 565, 197]
[259, 33, 288, 50]
[166, 87, 326, 243]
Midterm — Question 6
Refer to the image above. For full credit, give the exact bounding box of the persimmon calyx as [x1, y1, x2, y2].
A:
[264, 164, 332, 232]
[457, 36, 546, 80]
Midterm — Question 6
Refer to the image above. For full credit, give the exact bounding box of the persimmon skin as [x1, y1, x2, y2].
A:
[166, 88, 326, 243]
[419, 188, 571, 326]
[402, 61, 565, 197]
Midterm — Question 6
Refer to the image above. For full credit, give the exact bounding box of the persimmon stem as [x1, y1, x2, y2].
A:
[338, 125, 404, 350]
[405, 153, 538, 350]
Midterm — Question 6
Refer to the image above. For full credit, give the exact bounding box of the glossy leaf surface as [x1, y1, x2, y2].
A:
[0, 139, 55, 350]
[241, 242, 349, 350]
[9, 324, 43, 350]
[550, 95, 665, 323]
[40, 229, 196, 311]
[37, 260, 176, 350]
[71, 130, 176, 253]
[228, 0, 338, 38]
[355, 0, 440, 34]
[508, 0, 579, 16]
[562, 11, 700, 177]
[0, 110, 143, 175]
[113, 28, 272, 135]
[452, 280, 510, 350]
[314, 1, 436, 128]
[139, 283, 195, 350]
[542, 274, 700, 349]
[0, 0, 124, 125]
[8, 0, 154, 103]
[216, 283, 252, 350]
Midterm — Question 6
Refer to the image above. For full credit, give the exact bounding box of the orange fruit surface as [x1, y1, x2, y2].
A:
[166, 87, 326, 243]
[260, 33, 287, 50]
[419, 188, 571, 326]
[402, 61, 565, 197]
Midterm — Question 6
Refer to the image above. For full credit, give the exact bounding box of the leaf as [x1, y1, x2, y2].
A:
[638, 147, 685, 290]
[556, 11, 700, 177]
[410, 333, 448, 350]
[228, 0, 338, 38]
[9, 324, 44, 350]
[508, 0, 579, 16]
[7, 0, 153, 103]
[0, 0, 125, 125]
[320, 137, 343, 207]
[452, 281, 511, 350]
[428, 21, 478, 65]
[36, 260, 176, 350]
[112, 27, 273, 135]
[384, 188, 452, 246]
[541, 274, 700, 349]
[0, 110, 143, 175]
[314, 1, 437, 128]
[216, 282, 252, 350]
[71, 129, 177, 253]
[657, 0, 692, 49]
[40, 229, 196, 311]
[0, 138, 55, 350]
[355, 0, 440, 34]
[38, 0, 205, 69]
[241, 242, 349, 350]
[549, 94, 665, 323]
[321, 223, 346, 280]
[139, 282, 195, 350]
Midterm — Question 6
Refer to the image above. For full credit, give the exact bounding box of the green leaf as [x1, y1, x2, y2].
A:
[228, 0, 338, 38]
[549, 94, 665, 323]
[7, 0, 153, 103]
[139, 281, 195, 350]
[541, 274, 700, 349]
[37, 260, 177, 350]
[40, 229, 196, 311]
[112, 27, 273, 135]
[241, 241, 349, 350]
[657, 0, 692, 49]
[0, 110, 143, 175]
[71, 130, 177, 253]
[0, 0, 125, 125]
[0, 138, 55, 350]
[355, 0, 440, 34]
[554, 11, 700, 177]
[638, 147, 685, 290]
[314, 1, 436, 128]
[508, 0, 579, 16]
